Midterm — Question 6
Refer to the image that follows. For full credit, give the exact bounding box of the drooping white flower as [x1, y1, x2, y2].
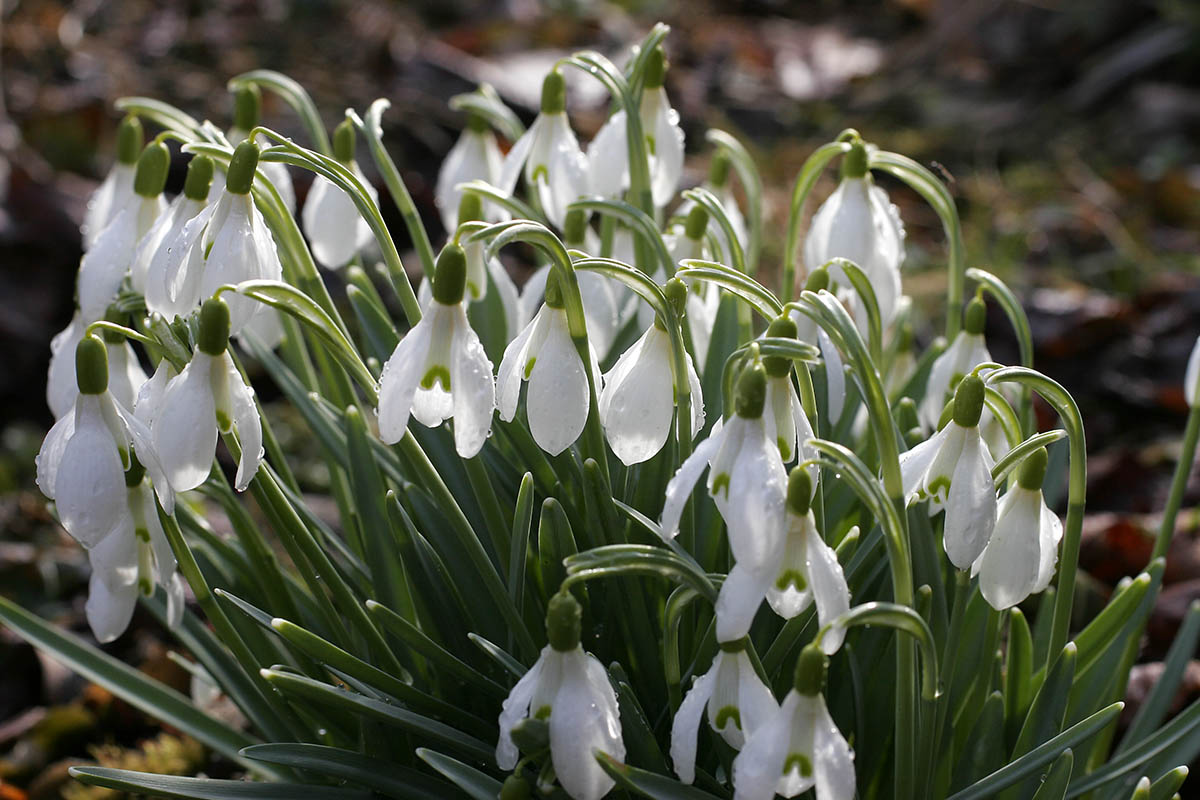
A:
[302, 119, 378, 269]
[36, 336, 173, 551]
[1185, 336, 1200, 408]
[789, 278, 847, 425]
[587, 47, 684, 208]
[46, 314, 147, 419]
[150, 298, 263, 492]
[599, 317, 703, 466]
[141, 155, 214, 316]
[499, 70, 589, 229]
[678, 151, 747, 261]
[920, 296, 992, 430]
[660, 360, 788, 574]
[497, 593, 623, 800]
[82, 116, 142, 249]
[378, 244, 496, 458]
[227, 83, 296, 212]
[974, 447, 1063, 609]
[761, 317, 819, 474]
[733, 647, 855, 800]
[670, 640, 777, 784]
[498, 270, 600, 456]
[802, 142, 905, 333]
[436, 115, 505, 234]
[669, 206, 720, 370]
[77, 142, 170, 321]
[899, 375, 997, 569]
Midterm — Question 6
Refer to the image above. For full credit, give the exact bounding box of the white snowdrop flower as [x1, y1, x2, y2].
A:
[974, 447, 1063, 610]
[761, 316, 818, 474]
[378, 244, 496, 458]
[46, 313, 147, 419]
[733, 646, 855, 800]
[302, 120, 378, 269]
[599, 284, 703, 466]
[670, 638, 777, 784]
[587, 47, 684, 208]
[803, 141, 905, 334]
[669, 206, 720, 370]
[82, 459, 186, 643]
[36, 335, 174, 551]
[82, 116, 142, 249]
[789, 275, 847, 425]
[767, 470, 850, 653]
[436, 114, 505, 234]
[497, 593, 623, 800]
[1185, 336, 1200, 408]
[228, 84, 296, 213]
[151, 298, 263, 492]
[920, 296, 992, 430]
[498, 269, 600, 456]
[660, 360, 788, 574]
[77, 142, 170, 322]
[499, 70, 589, 229]
[899, 375, 997, 569]
[141, 155, 214, 316]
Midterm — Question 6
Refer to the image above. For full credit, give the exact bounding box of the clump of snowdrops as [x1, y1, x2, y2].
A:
[9, 22, 1200, 800]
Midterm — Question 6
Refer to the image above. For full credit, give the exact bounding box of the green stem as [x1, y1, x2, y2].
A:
[782, 140, 851, 304]
[1154, 404, 1200, 561]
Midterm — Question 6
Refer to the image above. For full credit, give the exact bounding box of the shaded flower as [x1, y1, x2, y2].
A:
[302, 120, 378, 269]
[436, 115, 505, 234]
[82, 116, 143, 249]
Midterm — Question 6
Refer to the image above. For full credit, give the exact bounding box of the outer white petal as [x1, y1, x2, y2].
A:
[685, 352, 705, 438]
[527, 311, 589, 456]
[818, 330, 845, 424]
[200, 198, 260, 329]
[943, 431, 998, 569]
[303, 169, 372, 268]
[152, 358, 217, 492]
[643, 88, 684, 207]
[225, 355, 263, 490]
[437, 130, 496, 233]
[533, 114, 588, 229]
[496, 648, 547, 770]
[812, 696, 856, 800]
[134, 360, 173, 428]
[56, 397, 126, 547]
[36, 409, 75, 499]
[898, 426, 948, 502]
[587, 110, 629, 198]
[517, 265, 550, 334]
[85, 534, 139, 645]
[449, 307, 496, 457]
[1032, 497, 1064, 593]
[499, 120, 539, 196]
[732, 693, 795, 800]
[549, 652, 623, 800]
[107, 342, 148, 412]
[261, 160, 296, 213]
[1187, 336, 1200, 408]
[978, 488, 1041, 610]
[47, 314, 86, 418]
[660, 425, 723, 540]
[600, 327, 674, 465]
[721, 418, 788, 573]
[146, 202, 215, 318]
[577, 271, 619, 360]
[377, 319, 435, 443]
[130, 197, 181, 293]
[737, 656, 780, 743]
[488, 256, 524, 341]
[791, 388, 819, 485]
[77, 206, 139, 321]
[495, 308, 546, 422]
[88, 516, 137, 591]
[921, 334, 966, 430]
[716, 562, 774, 643]
[807, 524, 851, 653]
[83, 165, 125, 248]
[140, 483, 176, 580]
[165, 572, 187, 630]
[670, 666, 717, 784]
[111, 395, 174, 514]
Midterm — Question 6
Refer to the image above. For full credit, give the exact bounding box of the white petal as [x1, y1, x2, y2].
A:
[496, 307, 547, 422]
[152, 357, 218, 492]
[85, 564, 139, 644]
[377, 316, 435, 443]
[111, 396, 174, 514]
[921, 334, 967, 431]
[587, 111, 629, 198]
[532, 114, 588, 229]
[130, 196, 180, 293]
[200, 197, 268, 331]
[89, 518, 138, 590]
[767, 517, 814, 620]
[813, 696, 856, 800]
[943, 431, 997, 569]
[226, 355, 263, 490]
[600, 327, 674, 465]
[686, 351, 705, 438]
[496, 648, 547, 770]
[46, 314, 86, 419]
[642, 89, 684, 207]
[499, 120, 538, 196]
[106, 342, 148, 413]
[36, 409, 75, 499]
[438, 130, 493, 233]
[736, 656, 780, 742]
[807, 524, 851, 653]
[83, 166, 122, 249]
[1187, 336, 1200, 407]
[527, 311, 589, 456]
[134, 360, 173, 429]
[898, 426, 947, 502]
[819, 330, 845, 424]
[449, 308, 496, 457]
[549, 651, 623, 800]
[978, 488, 1042, 610]
[1032, 497, 1064, 593]
[146, 202, 214, 319]
[56, 397, 126, 547]
[732, 694, 795, 800]
[303, 171, 371, 269]
[670, 666, 717, 784]
[165, 572, 187, 630]
[660, 425, 723, 540]
[488, 256, 525, 342]
[719, 418, 788, 573]
[716, 562, 774, 643]
[77, 206, 139, 321]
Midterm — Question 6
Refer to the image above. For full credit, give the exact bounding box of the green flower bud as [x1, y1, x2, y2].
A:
[76, 335, 109, 395]
[787, 467, 813, 516]
[432, 243, 468, 306]
[643, 46, 667, 90]
[708, 151, 731, 188]
[183, 155, 215, 201]
[734, 360, 767, 419]
[198, 297, 231, 356]
[764, 315, 798, 377]
[116, 115, 144, 165]
[805, 266, 830, 293]
[543, 270, 566, 310]
[1017, 446, 1049, 491]
[840, 141, 869, 180]
[793, 644, 827, 696]
[232, 84, 261, 133]
[964, 296, 987, 336]
[546, 591, 581, 652]
[684, 204, 709, 241]
[333, 119, 356, 165]
[225, 141, 260, 196]
[540, 71, 566, 114]
[500, 775, 532, 800]
[133, 142, 170, 198]
[562, 208, 588, 247]
[457, 192, 484, 226]
[952, 374, 985, 428]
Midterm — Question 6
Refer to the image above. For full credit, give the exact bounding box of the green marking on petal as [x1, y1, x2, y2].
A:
[783, 753, 813, 778]
[524, 357, 537, 380]
[711, 473, 730, 499]
[776, 569, 807, 592]
[531, 164, 548, 185]
[534, 705, 551, 721]
[713, 706, 741, 731]
[216, 410, 232, 432]
[421, 365, 451, 391]
[778, 437, 792, 459]
[645, 134, 657, 156]
[927, 475, 951, 500]
[135, 527, 151, 543]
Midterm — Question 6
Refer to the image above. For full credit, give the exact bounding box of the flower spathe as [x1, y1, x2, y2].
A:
[378, 244, 496, 458]
[436, 117, 505, 234]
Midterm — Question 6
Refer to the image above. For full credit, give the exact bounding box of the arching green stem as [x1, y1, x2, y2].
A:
[783, 139, 853, 304]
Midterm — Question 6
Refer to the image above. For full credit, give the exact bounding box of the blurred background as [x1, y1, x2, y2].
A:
[0, 0, 1198, 795]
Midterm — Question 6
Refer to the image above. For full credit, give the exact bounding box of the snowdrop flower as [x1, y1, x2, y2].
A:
[670, 206, 720, 369]
[678, 152, 747, 259]
[899, 375, 997, 569]
[660, 359, 788, 573]
[975, 447, 1063, 609]
[599, 280, 703, 465]
[36, 335, 173, 550]
[82, 116, 142, 249]
[1185, 336, 1200, 407]
[46, 313, 147, 419]
[498, 269, 599, 456]
[670, 637, 777, 784]
[733, 646, 855, 800]
[587, 46, 684, 208]
[77, 141, 170, 321]
[762, 316, 818, 472]
[302, 119, 378, 269]
[378, 243, 496, 458]
[789, 271, 847, 425]
[150, 298, 263, 492]
[228, 84, 296, 212]
[497, 593, 623, 800]
[141, 155, 214, 317]
[436, 113, 504, 234]
[500, 70, 588, 229]
[803, 141, 905, 333]
[919, 296, 992, 430]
